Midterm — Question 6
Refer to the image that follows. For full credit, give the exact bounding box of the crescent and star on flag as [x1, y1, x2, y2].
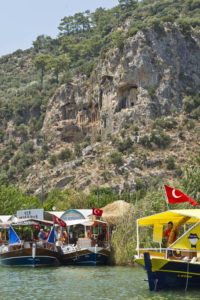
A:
[172, 189, 182, 199]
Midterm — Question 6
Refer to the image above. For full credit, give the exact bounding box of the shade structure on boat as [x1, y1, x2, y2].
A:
[138, 210, 200, 226]
[66, 219, 107, 227]
[101, 200, 133, 225]
[12, 218, 53, 226]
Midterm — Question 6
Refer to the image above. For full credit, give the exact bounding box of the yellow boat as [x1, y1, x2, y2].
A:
[135, 209, 200, 290]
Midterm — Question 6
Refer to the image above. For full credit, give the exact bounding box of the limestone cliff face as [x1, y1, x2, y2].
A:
[42, 24, 200, 144]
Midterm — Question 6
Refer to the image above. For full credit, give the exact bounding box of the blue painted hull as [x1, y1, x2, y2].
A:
[62, 251, 109, 266]
[151, 269, 200, 290]
[0, 248, 60, 267]
[0, 256, 59, 267]
[142, 252, 200, 291]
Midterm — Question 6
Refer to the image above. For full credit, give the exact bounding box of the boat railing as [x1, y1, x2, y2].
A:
[137, 248, 166, 259]
[6, 240, 57, 252]
[137, 248, 200, 262]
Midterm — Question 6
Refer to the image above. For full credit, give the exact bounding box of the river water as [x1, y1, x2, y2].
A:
[1, 265, 200, 300]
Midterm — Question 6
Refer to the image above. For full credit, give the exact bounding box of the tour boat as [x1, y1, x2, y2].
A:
[0, 218, 61, 267]
[61, 219, 110, 266]
[135, 209, 200, 290]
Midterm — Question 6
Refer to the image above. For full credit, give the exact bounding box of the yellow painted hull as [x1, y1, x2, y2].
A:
[136, 253, 200, 290]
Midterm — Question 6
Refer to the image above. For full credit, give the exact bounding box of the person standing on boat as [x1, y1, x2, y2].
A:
[38, 228, 45, 241]
[163, 221, 178, 247]
[87, 229, 92, 239]
[62, 230, 68, 244]
[45, 229, 50, 240]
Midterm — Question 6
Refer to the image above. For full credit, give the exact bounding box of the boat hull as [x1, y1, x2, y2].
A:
[62, 247, 110, 266]
[0, 248, 60, 267]
[136, 252, 200, 290]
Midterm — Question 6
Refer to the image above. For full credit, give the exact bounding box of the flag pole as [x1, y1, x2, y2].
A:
[97, 186, 100, 209]
[162, 185, 169, 210]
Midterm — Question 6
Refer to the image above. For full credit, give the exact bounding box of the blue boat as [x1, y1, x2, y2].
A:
[61, 246, 109, 266]
[0, 220, 61, 267]
[135, 209, 200, 290]
[61, 219, 110, 266]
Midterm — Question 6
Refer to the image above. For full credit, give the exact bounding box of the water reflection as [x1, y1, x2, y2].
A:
[0, 265, 199, 299]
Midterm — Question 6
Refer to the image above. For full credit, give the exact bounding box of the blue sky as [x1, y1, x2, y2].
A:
[0, 0, 118, 57]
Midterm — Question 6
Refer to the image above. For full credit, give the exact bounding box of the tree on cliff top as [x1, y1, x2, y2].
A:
[34, 54, 52, 87]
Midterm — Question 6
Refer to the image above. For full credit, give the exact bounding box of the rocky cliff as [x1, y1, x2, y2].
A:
[23, 24, 200, 196]
[42, 24, 200, 143]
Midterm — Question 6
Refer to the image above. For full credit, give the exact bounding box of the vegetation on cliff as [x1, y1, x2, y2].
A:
[0, 0, 200, 186]
[0, 0, 200, 254]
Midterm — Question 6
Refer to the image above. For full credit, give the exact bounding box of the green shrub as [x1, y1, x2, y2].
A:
[101, 170, 110, 181]
[183, 92, 200, 114]
[7, 166, 17, 179]
[58, 148, 73, 161]
[132, 125, 139, 133]
[17, 153, 34, 172]
[15, 124, 28, 139]
[112, 30, 126, 49]
[151, 130, 171, 149]
[135, 178, 146, 190]
[177, 18, 192, 36]
[82, 142, 89, 148]
[0, 128, 5, 142]
[115, 137, 133, 153]
[21, 141, 34, 153]
[8, 139, 17, 150]
[74, 143, 82, 157]
[186, 119, 195, 130]
[140, 135, 152, 149]
[36, 149, 46, 160]
[149, 17, 164, 33]
[152, 117, 177, 130]
[120, 129, 126, 138]
[49, 155, 57, 166]
[95, 135, 102, 142]
[122, 122, 130, 129]
[175, 165, 182, 177]
[148, 85, 156, 99]
[109, 152, 124, 167]
[165, 156, 176, 170]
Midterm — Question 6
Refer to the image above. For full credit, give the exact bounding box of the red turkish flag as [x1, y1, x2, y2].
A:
[164, 185, 198, 206]
[53, 215, 66, 227]
[92, 207, 103, 217]
[34, 225, 40, 230]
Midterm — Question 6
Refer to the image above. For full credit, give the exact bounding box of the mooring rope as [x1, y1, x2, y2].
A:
[185, 260, 190, 291]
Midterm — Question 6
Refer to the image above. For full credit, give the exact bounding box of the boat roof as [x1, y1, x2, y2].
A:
[66, 219, 107, 227]
[76, 209, 92, 219]
[138, 209, 200, 226]
[0, 215, 12, 223]
[0, 218, 53, 228]
[61, 209, 92, 220]
[47, 211, 64, 218]
[12, 218, 53, 226]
